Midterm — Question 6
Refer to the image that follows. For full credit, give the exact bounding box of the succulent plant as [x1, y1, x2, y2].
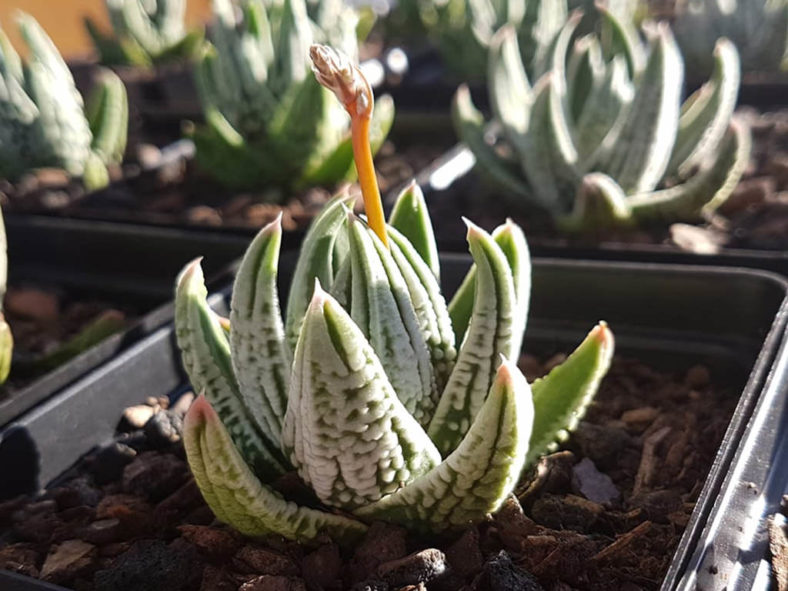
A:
[174, 44, 613, 543]
[669, 0, 787, 79]
[454, 9, 751, 232]
[0, 14, 129, 190]
[416, 0, 569, 80]
[85, 0, 204, 67]
[188, 0, 394, 194]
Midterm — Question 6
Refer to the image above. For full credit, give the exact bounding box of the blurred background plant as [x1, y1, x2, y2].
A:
[454, 8, 750, 233]
[185, 0, 394, 195]
[84, 0, 205, 67]
[0, 13, 128, 190]
[664, 0, 787, 82]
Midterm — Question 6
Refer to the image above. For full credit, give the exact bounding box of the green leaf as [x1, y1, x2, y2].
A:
[452, 85, 530, 200]
[448, 220, 531, 349]
[356, 358, 533, 532]
[284, 192, 354, 351]
[175, 259, 287, 481]
[527, 322, 614, 466]
[515, 74, 579, 214]
[629, 120, 751, 221]
[388, 182, 440, 281]
[387, 226, 456, 395]
[576, 54, 634, 167]
[595, 24, 683, 194]
[556, 173, 634, 233]
[86, 68, 128, 166]
[429, 221, 517, 457]
[184, 395, 367, 544]
[667, 38, 740, 178]
[346, 216, 438, 426]
[488, 25, 531, 140]
[230, 216, 291, 447]
[281, 284, 441, 511]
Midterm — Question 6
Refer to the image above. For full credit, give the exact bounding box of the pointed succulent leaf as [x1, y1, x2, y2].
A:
[629, 120, 751, 220]
[488, 26, 531, 138]
[515, 74, 579, 214]
[184, 396, 367, 544]
[356, 358, 533, 532]
[387, 226, 457, 396]
[175, 259, 287, 480]
[346, 215, 438, 425]
[452, 86, 531, 200]
[273, 0, 313, 93]
[556, 173, 634, 233]
[597, 4, 646, 77]
[525, 0, 569, 78]
[285, 192, 354, 351]
[230, 217, 290, 446]
[429, 222, 517, 457]
[576, 55, 634, 165]
[388, 182, 440, 281]
[527, 322, 614, 466]
[281, 285, 441, 511]
[596, 24, 683, 194]
[448, 220, 531, 349]
[667, 38, 740, 178]
[567, 35, 606, 123]
[86, 68, 128, 166]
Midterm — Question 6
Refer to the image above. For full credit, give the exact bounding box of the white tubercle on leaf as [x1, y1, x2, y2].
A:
[428, 220, 517, 457]
[230, 215, 291, 445]
[174, 258, 287, 480]
[356, 356, 533, 532]
[281, 282, 441, 511]
[346, 215, 437, 426]
[184, 395, 367, 545]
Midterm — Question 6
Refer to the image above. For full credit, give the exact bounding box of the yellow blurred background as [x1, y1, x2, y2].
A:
[0, 0, 212, 58]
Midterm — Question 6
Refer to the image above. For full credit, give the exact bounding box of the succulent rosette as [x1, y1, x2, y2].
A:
[174, 44, 614, 544]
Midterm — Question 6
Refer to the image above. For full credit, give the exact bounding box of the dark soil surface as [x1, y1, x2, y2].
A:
[426, 108, 788, 255]
[0, 285, 128, 395]
[0, 353, 737, 590]
[1, 133, 451, 234]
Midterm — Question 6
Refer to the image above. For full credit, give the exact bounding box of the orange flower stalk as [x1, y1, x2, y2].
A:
[310, 44, 388, 247]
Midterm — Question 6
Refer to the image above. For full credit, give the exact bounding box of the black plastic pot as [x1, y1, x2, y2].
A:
[0, 256, 786, 589]
[413, 145, 788, 276]
[0, 216, 250, 428]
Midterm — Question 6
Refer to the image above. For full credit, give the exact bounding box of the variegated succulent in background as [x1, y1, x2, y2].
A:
[668, 0, 787, 80]
[85, 0, 204, 67]
[187, 0, 394, 194]
[416, 0, 569, 80]
[454, 8, 751, 232]
[0, 14, 129, 190]
[173, 44, 614, 543]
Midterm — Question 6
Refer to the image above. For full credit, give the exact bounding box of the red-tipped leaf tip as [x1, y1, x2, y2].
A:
[261, 212, 283, 234]
[463, 217, 485, 239]
[184, 394, 217, 429]
[592, 321, 613, 347]
[309, 278, 328, 311]
[177, 257, 204, 288]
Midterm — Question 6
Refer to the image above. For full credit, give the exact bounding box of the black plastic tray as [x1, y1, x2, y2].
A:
[0, 216, 250, 427]
[413, 144, 788, 277]
[0, 256, 786, 589]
